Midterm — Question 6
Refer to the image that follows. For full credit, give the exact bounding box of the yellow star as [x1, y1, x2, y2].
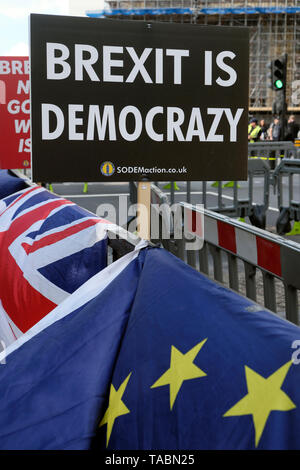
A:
[151, 339, 207, 410]
[223, 361, 296, 447]
[99, 372, 132, 447]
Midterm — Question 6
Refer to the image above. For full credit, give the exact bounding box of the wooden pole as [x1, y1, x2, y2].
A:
[137, 180, 151, 240]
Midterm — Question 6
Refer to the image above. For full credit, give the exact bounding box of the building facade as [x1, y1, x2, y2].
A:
[87, 0, 300, 112]
[69, 0, 104, 16]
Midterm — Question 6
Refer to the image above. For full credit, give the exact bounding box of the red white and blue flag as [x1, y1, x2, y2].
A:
[0, 184, 111, 344]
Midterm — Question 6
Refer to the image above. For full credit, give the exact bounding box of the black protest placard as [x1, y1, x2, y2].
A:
[30, 14, 249, 182]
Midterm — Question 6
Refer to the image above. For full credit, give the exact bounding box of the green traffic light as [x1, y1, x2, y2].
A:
[275, 79, 283, 89]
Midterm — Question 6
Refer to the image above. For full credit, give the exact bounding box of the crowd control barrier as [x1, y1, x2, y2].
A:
[149, 183, 300, 324]
[160, 159, 270, 229]
[188, 206, 299, 323]
[203, 158, 270, 226]
[180, 205, 300, 324]
[248, 141, 296, 163]
[107, 226, 140, 261]
[272, 159, 300, 235]
[157, 143, 298, 233]
[162, 141, 296, 202]
[3, 171, 299, 325]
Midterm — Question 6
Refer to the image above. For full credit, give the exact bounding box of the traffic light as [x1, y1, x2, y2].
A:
[273, 56, 286, 90]
[267, 54, 287, 91]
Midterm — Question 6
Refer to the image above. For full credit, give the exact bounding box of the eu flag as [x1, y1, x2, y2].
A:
[0, 246, 145, 449]
[0, 239, 299, 450]
[96, 248, 300, 450]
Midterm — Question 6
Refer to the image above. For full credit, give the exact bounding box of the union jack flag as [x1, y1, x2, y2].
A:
[0, 184, 110, 345]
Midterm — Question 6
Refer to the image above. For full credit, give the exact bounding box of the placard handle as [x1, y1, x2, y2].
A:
[137, 180, 151, 240]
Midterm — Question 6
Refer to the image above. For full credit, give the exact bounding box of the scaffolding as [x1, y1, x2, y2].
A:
[88, 0, 300, 111]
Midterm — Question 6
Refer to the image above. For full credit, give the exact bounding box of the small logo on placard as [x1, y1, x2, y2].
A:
[100, 161, 115, 177]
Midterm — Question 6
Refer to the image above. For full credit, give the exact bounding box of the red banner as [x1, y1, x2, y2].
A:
[0, 57, 31, 169]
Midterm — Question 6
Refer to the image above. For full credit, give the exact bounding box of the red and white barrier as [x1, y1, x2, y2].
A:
[184, 205, 300, 282]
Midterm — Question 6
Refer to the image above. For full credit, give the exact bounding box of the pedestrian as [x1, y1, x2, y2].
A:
[268, 116, 282, 141]
[248, 118, 262, 142]
[259, 119, 269, 140]
[268, 116, 282, 170]
[284, 115, 299, 141]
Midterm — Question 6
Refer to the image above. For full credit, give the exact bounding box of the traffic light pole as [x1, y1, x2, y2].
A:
[280, 53, 287, 141]
[268, 53, 288, 140]
[279, 97, 287, 141]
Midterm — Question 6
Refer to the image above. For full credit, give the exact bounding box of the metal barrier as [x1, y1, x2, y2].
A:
[161, 159, 270, 229]
[155, 143, 299, 232]
[150, 183, 176, 253]
[272, 159, 300, 234]
[150, 183, 300, 325]
[17, 142, 298, 235]
[5, 172, 300, 324]
[182, 205, 300, 324]
[273, 159, 300, 219]
[107, 227, 140, 262]
[248, 141, 297, 162]
[163, 141, 296, 202]
[203, 158, 270, 223]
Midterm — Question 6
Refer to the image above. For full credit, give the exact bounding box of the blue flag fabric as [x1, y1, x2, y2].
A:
[0, 250, 145, 450]
[0, 170, 28, 199]
[96, 248, 300, 450]
[0, 244, 300, 450]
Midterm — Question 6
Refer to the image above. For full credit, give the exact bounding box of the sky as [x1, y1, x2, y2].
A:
[0, 0, 104, 56]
